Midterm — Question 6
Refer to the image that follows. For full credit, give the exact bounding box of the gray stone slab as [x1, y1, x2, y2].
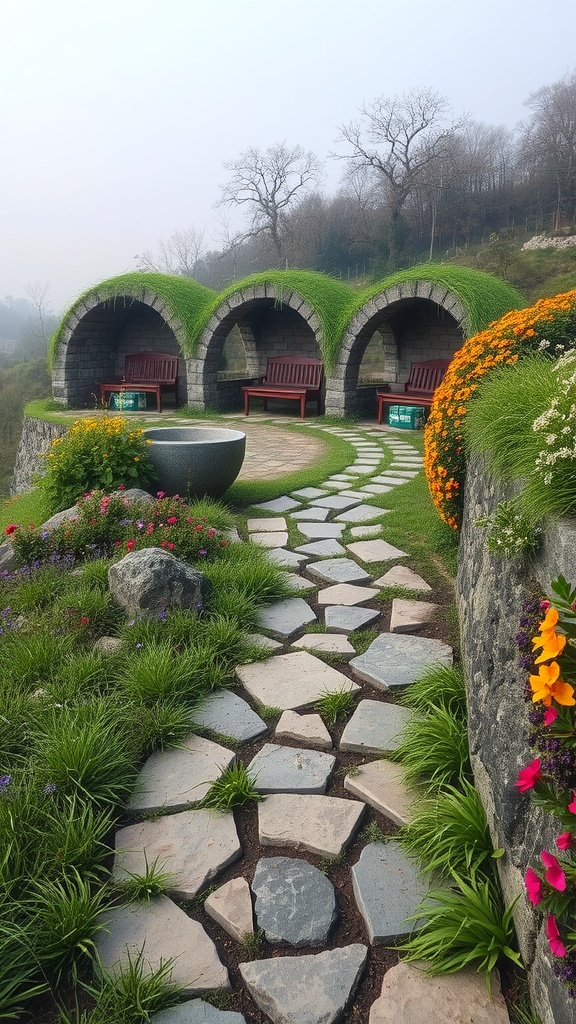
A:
[204, 877, 253, 943]
[275, 710, 333, 750]
[290, 506, 331, 522]
[296, 522, 345, 540]
[309, 495, 361, 510]
[318, 583, 379, 606]
[151, 999, 246, 1023]
[257, 597, 317, 640]
[371, 476, 407, 486]
[389, 461, 422, 469]
[291, 633, 355, 654]
[350, 525, 382, 538]
[306, 558, 372, 585]
[324, 606, 381, 633]
[236, 651, 360, 711]
[335, 505, 389, 524]
[346, 540, 408, 563]
[340, 700, 413, 754]
[290, 487, 330, 499]
[369, 962, 511, 1024]
[245, 632, 283, 651]
[96, 896, 230, 994]
[252, 856, 337, 946]
[258, 793, 365, 857]
[248, 743, 335, 794]
[250, 531, 289, 548]
[247, 517, 287, 532]
[252, 497, 302, 512]
[128, 735, 235, 814]
[112, 810, 242, 899]
[286, 573, 316, 592]
[326, 475, 356, 482]
[338, 490, 369, 499]
[239, 944, 367, 1024]
[389, 598, 439, 633]
[374, 566, 432, 592]
[294, 539, 346, 557]
[193, 690, 268, 743]
[344, 759, 415, 826]
[350, 633, 453, 690]
[360, 484, 393, 495]
[351, 842, 428, 943]
[322, 480, 358, 491]
[266, 548, 310, 568]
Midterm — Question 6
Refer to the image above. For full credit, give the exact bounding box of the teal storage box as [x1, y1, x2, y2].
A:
[388, 405, 425, 429]
[108, 391, 147, 411]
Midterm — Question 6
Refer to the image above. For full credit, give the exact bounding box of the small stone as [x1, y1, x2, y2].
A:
[352, 842, 428, 943]
[389, 598, 438, 633]
[290, 487, 330, 499]
[250, 531, 289, 548]
[247, 518, 287, 532]
[344, 759, 415, 825]
[93, 636, 124, 655]
[296, 523, 345, 540]
[236, 651, 359, 711]
[368, 962, 511, 1024]
[151, 1000, 246, 1023]
[252, 497, 302, 512]
[258, 793, 365, 857]
[306, 558, 372, 585]
[245, 632, 283, 651]
[193, 690, 268, 743]
[324, 606, 381, 633]
[374, 566, 432, 592]
[335, 505, 390, 524]
[290, 506, 331, 522]
[275, 710, 333, 749]
[317, 584, 379, 606]
[266, 548, 310, 568]
[340, 700, 414, 754]
[360, 484, 393, 495]
[350, 525, 382, 538]
[346, 540, 407, 563]
[291, 633, 355, 654]
[252, 857, 337, 946]
[204, 877, 254, 943]
[248, 743, 335, 794]
[309, 495, 361, 510]
[257, 597, 316, 640]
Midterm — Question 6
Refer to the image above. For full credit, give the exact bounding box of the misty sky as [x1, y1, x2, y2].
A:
[2, 0, 576, 313]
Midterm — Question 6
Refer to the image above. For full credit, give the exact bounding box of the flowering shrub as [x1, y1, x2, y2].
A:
[40, 416, 157, 513]
[516, 577, 576, 995]
[424, 289, 576, 530]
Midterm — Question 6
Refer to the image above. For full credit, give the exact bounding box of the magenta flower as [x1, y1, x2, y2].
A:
[516, 758, 541, 792]
[544, 706, 559, 726]
[541, 850, 567, 891]
[546, 915, 567, 957]
[525, 867, 542, 906]
[569, 793, 576, 814]
[557, 832, 573, 851]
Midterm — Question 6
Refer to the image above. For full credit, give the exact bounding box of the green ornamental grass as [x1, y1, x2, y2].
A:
[202, 762, 263, 810]
[393, 703, 471, 793]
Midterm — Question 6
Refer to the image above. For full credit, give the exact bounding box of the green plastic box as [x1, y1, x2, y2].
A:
[388, 405, 425, 429]
[108, 391, 147, 411]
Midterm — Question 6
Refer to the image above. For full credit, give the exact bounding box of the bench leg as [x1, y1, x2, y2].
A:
[377, 398, 384, 425]
[244, 392, 250, 416]
[262, 398, 268, 411]
[300, 395, 306, 419]
[156, 390, 162, 413]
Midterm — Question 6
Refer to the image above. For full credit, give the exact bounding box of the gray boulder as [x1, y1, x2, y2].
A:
[108, 547, 206, 617]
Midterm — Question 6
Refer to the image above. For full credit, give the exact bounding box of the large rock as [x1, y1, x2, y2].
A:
[368, 962, 510, 1023]
[108, 547, 206, 617]
[252, 856, 337, 946]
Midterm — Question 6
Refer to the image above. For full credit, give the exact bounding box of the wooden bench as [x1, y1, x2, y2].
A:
[377, 359, 451, 425]
[242, 355, 324, 419]
[100, 352, 179, 413]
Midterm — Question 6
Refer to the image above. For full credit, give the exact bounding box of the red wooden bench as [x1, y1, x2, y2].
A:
[100, 352, 179, 413]
[377, 358, 451, 425]
[242, 355, 324, 419]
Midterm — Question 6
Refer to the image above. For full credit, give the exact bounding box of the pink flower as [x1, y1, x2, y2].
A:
[167, 516, 178, 525]
[156, 491, 166, 499]
[126, 540, 136, 551]
[117, 483, 126, 490]
[80, 616, 90, 626]
[525, 867, 542, 906]
[516, 759, 541, 792]
[546, 915, 567, 957]
[568, 793, 576, 814]
[541, 850, 567, 891]
[557, 832, 573, 851]
[540, 600, 551, 611]
[544, 707, 559, 726]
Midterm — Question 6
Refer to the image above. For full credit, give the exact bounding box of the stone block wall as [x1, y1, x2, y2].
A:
[458, 455, 576, 1024]
[10, 417, 66, 495]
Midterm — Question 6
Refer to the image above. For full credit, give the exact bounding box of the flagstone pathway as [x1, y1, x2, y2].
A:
[96, 423, 509, 1024]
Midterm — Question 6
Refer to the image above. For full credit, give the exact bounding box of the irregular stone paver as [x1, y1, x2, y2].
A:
[317, 583, 379, 606]
[346, 540, 408, 563]
[275, 710, 333, 749]
[339, 490, 371, 499]
[245, 632, 283, 651]
[236, 651, 360, 711]
[381, 470, 419, 479]
[352, 842, 427, 943]
[286, 573, 316, 591]
[371, 476, 406, 486]
[323, 480, 357, 491]
[291, 633, 355, 655]
[350, 633, 453, 690]
[96, 896, 230, 994]
[252, 856, 337, 947]
[306, 558, 372, 585]
[324, 606, 381, 633]
[335, 505, 389, 524]
[252, 497, 302, 512]
[112, 810, 241, 899]
[294, 539, 346, 557]
[240, 944, 367, 1024]
[266, 548, 310, 568]
[250, 531, 289, 548]
[344, 759, 415, 825]
[247, 517, 287, 532]
[350, 525, 382, 538]
[390, 461, 422, 469]
[193, 690, 268, 743]
[327, 474, 355, 481]
[309, 495, 361, 510]
[204, 876, 254, 942]
[248, 743, 335, 794]
[257, 597, 317, 640]
[258, 793, 365, 857]
[128, 735, 235, 814]
[151, 999, 246, 1023]
[374, 566, 432, 592]
[290, 506, 331, 522]
[389, 598, 438, 633]
[360, 484, 393, 495]
[340, 700, 413, 754]
[368, 962, 511, 1024]
[296, 523, 345, 540]
[290, 487, 330, 499]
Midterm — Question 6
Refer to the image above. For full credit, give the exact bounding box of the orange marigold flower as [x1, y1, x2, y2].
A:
[530, 662, 575, 707]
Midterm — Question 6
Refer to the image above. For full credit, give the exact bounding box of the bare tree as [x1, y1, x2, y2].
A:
[520, 71, 576, 230]
[24, 281, 54, 353]
[217, 142, 323, 262]
[135, 227, 206, 276]
[339, 89, 467, 266]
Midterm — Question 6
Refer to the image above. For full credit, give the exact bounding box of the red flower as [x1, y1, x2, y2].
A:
[167, 517, 178, 525]
[80, 616, 90, 626]
[557, 832, 573, 851]
[546, 915, 567, 957]
[525, 867, 542, 906]
[117, 484, 126, 490]
[541, 850, 567, 891]
[568, 793, 576, 814]
[4, 525, 17, 535]
[195, 524, 204, 531]
[516, 759, 541, 792]
[126, 540, 136, 551]
[544, 707, 559, 726]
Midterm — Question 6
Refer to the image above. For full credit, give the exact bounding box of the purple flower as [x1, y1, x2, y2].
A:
[199, 549, 207, 557]
[135, 642, 143, 649]
[43, 783, 56, 795]
[0, 775, 11, 790]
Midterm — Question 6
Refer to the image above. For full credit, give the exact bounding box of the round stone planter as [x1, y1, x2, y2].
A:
[144, 426, 246, 499]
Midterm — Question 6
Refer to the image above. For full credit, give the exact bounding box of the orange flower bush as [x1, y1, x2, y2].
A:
[424, 290, 576, 529]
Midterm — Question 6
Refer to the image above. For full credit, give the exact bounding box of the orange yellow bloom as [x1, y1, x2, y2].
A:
[530, 662, 575, 707]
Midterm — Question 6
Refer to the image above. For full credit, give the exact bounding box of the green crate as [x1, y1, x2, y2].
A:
[108, 391, 147, 411]
[388, 405, 425, 429]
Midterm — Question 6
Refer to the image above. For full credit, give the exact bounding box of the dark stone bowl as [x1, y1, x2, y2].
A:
[144, 427, 246, 498]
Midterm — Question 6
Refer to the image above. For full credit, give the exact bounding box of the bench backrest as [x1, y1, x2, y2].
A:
[265, 355, 324, 389]
[124, 352, 178, 384]
[405, 359, 451, 396]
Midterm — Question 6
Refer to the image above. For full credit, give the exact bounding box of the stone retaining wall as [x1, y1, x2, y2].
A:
[457, 454, 576, 1024]
[10, 417, 66, 496]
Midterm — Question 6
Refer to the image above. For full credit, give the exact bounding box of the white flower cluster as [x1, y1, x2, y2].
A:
[477, 501, 540, 557]
[522, 234, 576, 251]
[533, 351, 576, 484]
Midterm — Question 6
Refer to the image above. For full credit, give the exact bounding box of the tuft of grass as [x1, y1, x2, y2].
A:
[238, 928, 265, 960]
[314, 688, 356, 725]
[349, 626, 379, 655]
[256, 705, 282, 721]
[392, 704, 471, 794]
[397, 781, 494, 879]
[398, 664, 467, 718]
[28, 869, 109, 985]
[59, 950, 180, 1024]
[202, 762, 263, 810]
[359, 821, 390, 844]
[115, 856, 175, 902]
[130, 698, 196, 756]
